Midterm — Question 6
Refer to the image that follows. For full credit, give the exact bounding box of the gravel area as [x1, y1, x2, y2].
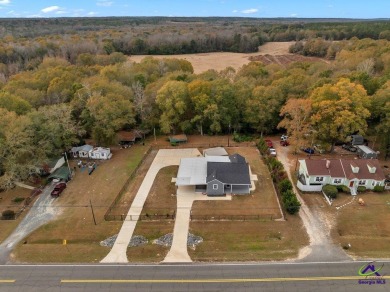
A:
[100, 235, 148, 248]
[153, 233, 203, 247]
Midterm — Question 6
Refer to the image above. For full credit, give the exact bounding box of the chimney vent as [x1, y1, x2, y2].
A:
[326, 160, 330, 169]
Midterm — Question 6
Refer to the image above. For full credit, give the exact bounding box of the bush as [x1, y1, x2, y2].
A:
[323, 185, 338, 199]
[2, 209, 15, 220]
[278, 179, 293, 193]
[336, 185, 350, 193]
[12, 197, 25, 203]
[233, 133, 253, 142]
[373, 185, 385, 192]
[170, 142, 177, 146]
[357, 186, 367, 192]
[257, 138, 269, 155]
[282, 190, 301, 215]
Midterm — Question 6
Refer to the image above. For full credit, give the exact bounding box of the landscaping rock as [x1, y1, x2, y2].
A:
[152, 233, 203, 247]
[100, 235, 148, 247]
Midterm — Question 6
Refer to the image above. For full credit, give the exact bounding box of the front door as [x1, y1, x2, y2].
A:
[349, 181, 354, 187]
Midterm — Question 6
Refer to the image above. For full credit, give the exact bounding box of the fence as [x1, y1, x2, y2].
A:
[104, 213, 176, 221]
[151, 142, 256, 150]
[104, 146, 152, 221]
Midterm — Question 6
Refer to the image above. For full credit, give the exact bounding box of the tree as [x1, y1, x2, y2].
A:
[310, 78, 370, 152]
[278, 98, 312, 153]
[0, 92, 31, 115]
[86, 92, 135, 145]
[245, 85, 284, 135]
[156, 80, 189, 134]
[188, 79, 212, 135]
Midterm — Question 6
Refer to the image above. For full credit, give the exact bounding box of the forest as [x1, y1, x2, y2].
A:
[0, 17, 389, 188]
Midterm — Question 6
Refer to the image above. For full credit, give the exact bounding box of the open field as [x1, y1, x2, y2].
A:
[129, 41, 326, 73]
[12, 144, 150, 263]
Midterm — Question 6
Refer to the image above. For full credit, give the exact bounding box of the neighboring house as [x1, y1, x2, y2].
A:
[117, 130, 144, 145]
[176, 153, 252, 196]
[89, 147, 112, 160]
[297, 159, 385, 195]
[203, 147, 228, 157]
[70, 145, 93, 158]
[356, 145, 378, 159]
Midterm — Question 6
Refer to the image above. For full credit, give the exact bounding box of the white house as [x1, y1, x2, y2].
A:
[70, 145, 93, 158]
[297, 159, 386, 195]
[89, 147, 112, 160]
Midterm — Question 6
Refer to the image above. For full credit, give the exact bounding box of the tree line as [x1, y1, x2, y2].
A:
[0, 37, 389, 188]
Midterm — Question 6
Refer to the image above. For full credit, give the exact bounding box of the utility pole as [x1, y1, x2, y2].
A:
[228, 123, 231, 147]
[90, 199, 97, 225]
[153, 127, 156, 143]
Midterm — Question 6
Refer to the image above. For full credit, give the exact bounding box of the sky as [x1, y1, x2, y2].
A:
[0, 0, 389, 19]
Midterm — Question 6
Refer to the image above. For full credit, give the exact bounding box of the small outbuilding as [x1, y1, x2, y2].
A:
[169, 134, 187, 144]
[89, 147, 112, 160]
[48, 166, 71, 182]
[117, 130, 144, 145]
[356, 145, 377, 159]
[78, 145, 94, 158]
[349, 135, 364, 145]
[203, 147, 228, 157]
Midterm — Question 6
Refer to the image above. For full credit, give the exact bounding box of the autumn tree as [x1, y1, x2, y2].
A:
[278, 98, 312, 153]
[310, 78, 370, 152]
[156, 80, 189, 134]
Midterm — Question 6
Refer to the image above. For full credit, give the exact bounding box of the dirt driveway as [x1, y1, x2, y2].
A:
[272, 139, 350, 262]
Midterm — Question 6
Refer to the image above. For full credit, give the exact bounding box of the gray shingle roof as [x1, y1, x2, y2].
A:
[206, 156, 251, 185]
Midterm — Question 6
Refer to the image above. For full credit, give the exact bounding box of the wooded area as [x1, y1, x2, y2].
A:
[0, 18, 389, 188]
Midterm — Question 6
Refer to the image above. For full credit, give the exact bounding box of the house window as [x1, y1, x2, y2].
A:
[213, 184, 218, 190]
[359, 180, 366, 186]
[315, 177, 324, 182]
[333, 178, 342, 184]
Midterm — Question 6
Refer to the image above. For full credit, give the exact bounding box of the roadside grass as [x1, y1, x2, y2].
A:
[126, 221, 172, 262]
[189, 214, 308, 261]
[12, 144, 150, 263]
[331, 191, 390, 258]
[0, 187, 32, 244]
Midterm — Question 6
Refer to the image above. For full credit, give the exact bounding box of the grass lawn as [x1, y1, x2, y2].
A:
[189, 214, 308, 261]
[0, 187, 32, 244]
[332, 191, 390, 259]
[12, 144, 150, 263]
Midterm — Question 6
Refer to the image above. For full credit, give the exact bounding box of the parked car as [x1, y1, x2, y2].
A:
[269, 148, 277, 156]
[301, 147, 315, 154]
[281, 135, 288, 141]
[342, 144, 357, 152]
[280, 140, 290, 146]
[51, 182, 66, 198]
[265, 139, 273, 148]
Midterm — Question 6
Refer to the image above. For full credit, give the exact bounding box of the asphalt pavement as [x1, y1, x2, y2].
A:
[0, 261, 389, 291]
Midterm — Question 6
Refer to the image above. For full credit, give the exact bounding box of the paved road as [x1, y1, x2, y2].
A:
[0, 262, 389, 291]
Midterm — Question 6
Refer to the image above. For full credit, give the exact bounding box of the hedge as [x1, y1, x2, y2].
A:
[257, 137, 301, 215]
[322, 184, 338, 199]
[373, 185, 385, 192]
[336, 185, 350, 193]
[357, 186, 367, 192]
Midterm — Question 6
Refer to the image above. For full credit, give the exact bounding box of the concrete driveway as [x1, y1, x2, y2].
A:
[101, 149, 202, 263]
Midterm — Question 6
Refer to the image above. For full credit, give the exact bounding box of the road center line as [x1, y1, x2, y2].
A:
[61, 276, 390, 283]
[0, 280, 15, 283]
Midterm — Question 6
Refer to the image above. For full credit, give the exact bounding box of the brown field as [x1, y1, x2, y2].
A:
[128, 41, 326, 73]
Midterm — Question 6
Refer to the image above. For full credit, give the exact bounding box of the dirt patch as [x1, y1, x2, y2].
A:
[248, 54, 327, 67]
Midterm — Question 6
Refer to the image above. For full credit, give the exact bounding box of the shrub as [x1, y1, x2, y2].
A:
[336, 185, 350, 193]
[2, 209, 15, 220]
[257, 138, 268, 155]
[323, 185, 338, 199]
[233, 133, 253, 142]
[170, 142, 177, 146]
[357, 186, 366, 192]
[278, 179, 293, 193]
[282, 191, 301, 215]
[373, 185, 385, 192]
[12, 197, 25, 203]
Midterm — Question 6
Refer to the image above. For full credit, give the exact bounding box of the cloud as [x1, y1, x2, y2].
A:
[87, 11, 98, 16]
[0, 0, 10, 5]
[232, 9, 238, 13]
[41, 6, 60, 13]
[290, 13, 298, 17]
[96, 1, 113, 7]
[241, 8, 258, 14]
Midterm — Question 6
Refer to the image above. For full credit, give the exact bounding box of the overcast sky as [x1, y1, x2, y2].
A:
[0, 0, 389, 18]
